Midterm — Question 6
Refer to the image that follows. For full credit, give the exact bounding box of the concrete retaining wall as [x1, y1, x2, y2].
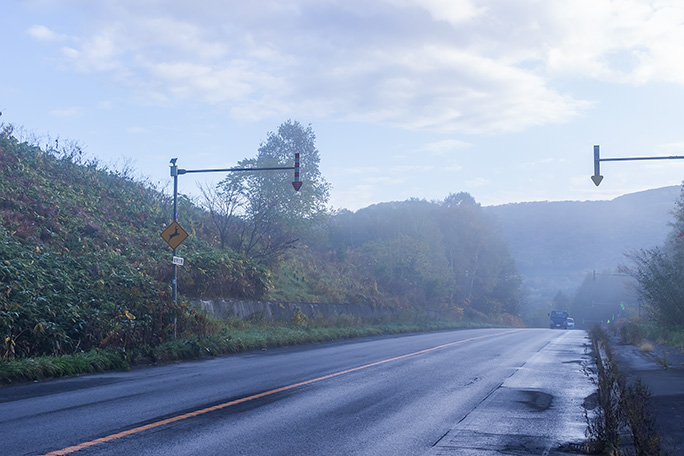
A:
[193, 299, 430, 322]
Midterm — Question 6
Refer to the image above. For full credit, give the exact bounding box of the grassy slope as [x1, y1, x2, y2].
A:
[0, 130, 266, 360]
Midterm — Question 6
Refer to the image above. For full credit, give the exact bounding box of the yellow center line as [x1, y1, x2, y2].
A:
[44, 330, 515, 455]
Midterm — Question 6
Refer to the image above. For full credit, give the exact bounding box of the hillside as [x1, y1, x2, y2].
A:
[486, 186, 681, 306]
[0, 128, 268, 358]
[1, 124, 527, 360]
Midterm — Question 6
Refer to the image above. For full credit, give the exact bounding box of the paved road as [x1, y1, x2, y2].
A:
[0, 328, 594, 455]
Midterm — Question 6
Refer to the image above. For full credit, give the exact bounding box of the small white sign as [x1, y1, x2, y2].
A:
[172, 256, 184, 266]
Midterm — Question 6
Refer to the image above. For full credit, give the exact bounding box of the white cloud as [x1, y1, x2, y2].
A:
[354, 44, 591, 132]
[390, 164, 435, 174]
[31, 0, 684, 135]
[659, 142, 684, 152]
[126, 126, 147, 134]
[443, 163, 463, 172]
[145, 61, 286, 107]
[60, 47, 79, 59]
[418, 139, 471, 156]
[49, 107, 83, 117]
[333, 184, 379, 210]
[60, 26, 123, 73]
[341, 167, 382, 175]
[387, 0, 485, 24]
[518, 158, 556, 169]
[364, 175, 406, 185]
[27, 25, 66, 42]
[465, 177, 490, 187]
[540, 1, 684, 85]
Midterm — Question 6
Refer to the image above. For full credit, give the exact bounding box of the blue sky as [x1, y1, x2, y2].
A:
[3, 0, 684, 211]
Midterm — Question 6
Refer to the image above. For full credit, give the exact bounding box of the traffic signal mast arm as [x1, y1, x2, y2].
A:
[166, 153, 302, 314]
[592, 145, 684, 186]
[175, 166, 294, 175]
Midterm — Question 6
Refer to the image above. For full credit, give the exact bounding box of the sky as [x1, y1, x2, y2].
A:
[2, 0, 684, 212]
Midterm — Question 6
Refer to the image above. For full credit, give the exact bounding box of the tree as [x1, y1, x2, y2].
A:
[360, 234, 452, 309]
[552, 290, 571, 311]
[622, 184, 684, 328]
[324, 194, 521, 317]
[572, 270, 640, 328]
[624, 247, 684, 328]
[197, 180, 244, 250]
[436, 194, 520, 314]
[443, 192, 480, 208]
[212, 120, 331, 262]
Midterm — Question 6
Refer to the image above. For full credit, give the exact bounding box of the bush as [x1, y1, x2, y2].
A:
[618, 319, 645, 346]
[0, 350, 127, 383]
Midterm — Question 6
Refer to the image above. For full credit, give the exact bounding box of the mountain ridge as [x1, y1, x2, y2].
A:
[485, 185, 681, 305]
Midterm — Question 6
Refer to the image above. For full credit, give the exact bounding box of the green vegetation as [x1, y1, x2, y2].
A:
[613, 318, 684, 354]
[604, 184, 684, 352]
[202, 120, 331, 261]
[623, 183, 684, 329]
[0, 124, 267, 361]
[0, 318, 484, 384]
[0, 120, 522, 382]
[322, 194, 522, 319]
[0, 349, 127, 383]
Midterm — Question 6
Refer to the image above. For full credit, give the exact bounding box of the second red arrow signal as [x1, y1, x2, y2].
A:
[292, 153, 302, 191]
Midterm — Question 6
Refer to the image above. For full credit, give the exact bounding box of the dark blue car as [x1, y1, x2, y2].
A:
[549, 310, 569, 329]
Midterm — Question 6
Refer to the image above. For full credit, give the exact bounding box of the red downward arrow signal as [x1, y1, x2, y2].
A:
[292, 181, 302, 191]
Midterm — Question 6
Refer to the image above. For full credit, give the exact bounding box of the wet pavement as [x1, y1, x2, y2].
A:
[426, 330, 595, 455]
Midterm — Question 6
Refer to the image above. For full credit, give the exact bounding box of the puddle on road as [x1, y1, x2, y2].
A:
[516, 389, 553, 412]
[583, 391, 599, 411]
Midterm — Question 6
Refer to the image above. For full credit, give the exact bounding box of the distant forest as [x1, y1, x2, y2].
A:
[486, 186, 680, 326]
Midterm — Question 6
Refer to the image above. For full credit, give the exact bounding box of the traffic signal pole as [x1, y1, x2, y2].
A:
[592, 145, 684, 186]
[167, 155, 301, 337]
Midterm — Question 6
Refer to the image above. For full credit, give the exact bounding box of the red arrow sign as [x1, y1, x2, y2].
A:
[292, 152, 302, 191]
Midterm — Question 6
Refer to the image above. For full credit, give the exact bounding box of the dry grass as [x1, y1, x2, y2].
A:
[639, 341, 655, 353]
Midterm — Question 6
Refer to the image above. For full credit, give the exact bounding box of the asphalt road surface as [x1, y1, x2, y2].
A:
[0, 328, 595, 455]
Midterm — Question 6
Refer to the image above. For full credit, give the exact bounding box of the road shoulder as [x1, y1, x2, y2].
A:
[609, 334, 684, 453]
[426, 330, 595, 456]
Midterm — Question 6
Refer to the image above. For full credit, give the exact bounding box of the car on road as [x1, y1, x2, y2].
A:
[567, 317, 575, 329]
[549, 310, 569, 329]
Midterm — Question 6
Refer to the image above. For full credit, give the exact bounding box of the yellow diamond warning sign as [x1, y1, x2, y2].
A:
[161, 221, 188, 249]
